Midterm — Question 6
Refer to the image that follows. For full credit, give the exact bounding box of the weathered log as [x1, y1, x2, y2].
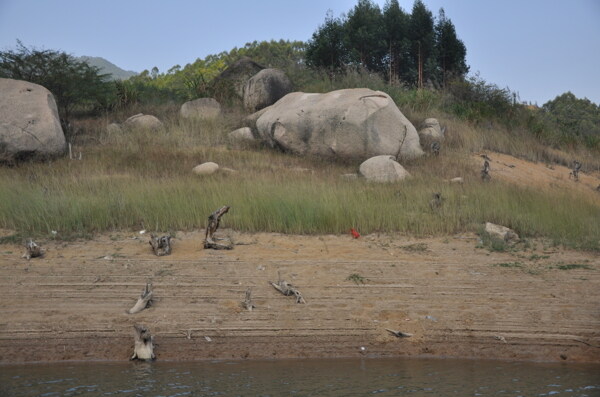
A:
[243, 287, 256, 311]
[386, 328, 413, 338]
[127, 283, 153, 314]
[481, 159, 491, 181]
[149, 234, 172, 256]
[270, 271, 306, 304]
[22, 239, 44, 260]
[131, 324, 155, 361]
[204, 205, 232, 250]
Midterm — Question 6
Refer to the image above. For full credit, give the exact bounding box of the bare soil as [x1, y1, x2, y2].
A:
[0, 229, 598, 364]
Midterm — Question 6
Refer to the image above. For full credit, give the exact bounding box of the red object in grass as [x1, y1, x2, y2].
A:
[350, 228, 361, 239]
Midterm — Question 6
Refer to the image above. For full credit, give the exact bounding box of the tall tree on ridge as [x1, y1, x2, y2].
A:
[409, 0, 435, 88]
[435, 8, 468, 86]
[345, 0, 386, 72]
[383, 0, 410, 84]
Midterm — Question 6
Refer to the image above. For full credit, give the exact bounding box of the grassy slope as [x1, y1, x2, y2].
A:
[1, 111, 598, 250]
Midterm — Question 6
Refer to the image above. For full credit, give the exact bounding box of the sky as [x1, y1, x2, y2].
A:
[1, 0, 599, 105]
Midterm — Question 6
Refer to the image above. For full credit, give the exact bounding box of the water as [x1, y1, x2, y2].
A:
[1, 358, 598, 397]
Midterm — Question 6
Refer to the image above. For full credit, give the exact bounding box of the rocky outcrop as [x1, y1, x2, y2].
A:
[484, 222, 520, 244]
[123, 114, 163, 130]
[255, 88, 423, 161]
[0, 78, 66, 162]
[359, 155, 411, 182]
[418, 118, 444, 140]
[180, 98, 221, 120]
[243, 68, 292, 112]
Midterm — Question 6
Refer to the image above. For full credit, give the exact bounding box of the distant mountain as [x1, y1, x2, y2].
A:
[77, 56, 137, 80]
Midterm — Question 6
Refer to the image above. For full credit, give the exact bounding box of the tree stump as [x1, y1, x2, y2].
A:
[131, 324, 155, 361]
[149, 234, 172, 256]
[127, 283, 153, 314]
[204, 206, 233, 250]
[270, 271, 306, 304]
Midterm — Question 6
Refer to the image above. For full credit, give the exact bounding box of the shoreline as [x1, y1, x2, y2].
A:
[1, 231, 598, 364]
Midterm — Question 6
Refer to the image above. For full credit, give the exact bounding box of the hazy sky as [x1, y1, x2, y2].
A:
[1, 0, 599, 105]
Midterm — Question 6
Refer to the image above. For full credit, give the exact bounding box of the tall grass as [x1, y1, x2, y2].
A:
[1, 114, 598, 250]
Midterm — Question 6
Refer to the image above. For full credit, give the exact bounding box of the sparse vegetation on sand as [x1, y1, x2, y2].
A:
[0, 110, 598, 251]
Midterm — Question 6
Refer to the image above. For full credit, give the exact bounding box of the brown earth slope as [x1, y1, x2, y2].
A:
[0, 230, 598, 364]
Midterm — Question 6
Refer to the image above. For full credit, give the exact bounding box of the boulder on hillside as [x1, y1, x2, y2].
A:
[243, 68, 292, 112]
[123, 114, 163, 130]
[192, 162, 219, 175]
[359, 155, 411, 183]
[484, 222, 520, 244]
[0, 78, 66, 162]
[180, 98, 221, 120]
[255, 88, 424, 161]
[212, 57, 264, 99]
[418, 118, 444, 140]
[228, 127, 256, 149]
[107, 123, 123, 134]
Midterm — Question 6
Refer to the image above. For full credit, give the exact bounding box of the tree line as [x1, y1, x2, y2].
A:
[305, 0, 468, 88]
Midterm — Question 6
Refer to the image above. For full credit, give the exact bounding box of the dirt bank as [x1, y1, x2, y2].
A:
[0, 230, 598, 364]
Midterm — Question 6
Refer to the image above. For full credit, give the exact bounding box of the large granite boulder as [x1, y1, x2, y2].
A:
[255, 88, 424, 160]
[212, 57, 264, 99]
[123, 113, 163, 130]
[0, 78, 66, 162]
[243, 68, 292, 112]
[359, 155, 411, 182]
[180, 98, 221, 120]
[418, 118, 444, 140]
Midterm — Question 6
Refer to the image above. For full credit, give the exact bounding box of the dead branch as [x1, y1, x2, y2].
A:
[270, 271, 306, 304]
[149, 234, 172, 256]
[204, 205, 232, 250]
[386, 328, 413, 338]
[127, 283, 153, 314]
[22, 239, 44, 260]
[243, 287, 256, 311]
[131, 324, 155, 361]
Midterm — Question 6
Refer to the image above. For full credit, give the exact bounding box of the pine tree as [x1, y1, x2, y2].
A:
[435, 8, 469, 86]
[305, 10, 348, 77]
[345, 0, 386, 72]
[382, 0, 411, 84]
[408, 0, 435, 88]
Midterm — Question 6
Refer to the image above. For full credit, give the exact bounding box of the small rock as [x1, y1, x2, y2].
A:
[341, 173, 359, 180]
[485, 222, 520, 244]
[449, 177, 463, 184]
[359, 155, 411, 183]
[193, 162, 219, 176]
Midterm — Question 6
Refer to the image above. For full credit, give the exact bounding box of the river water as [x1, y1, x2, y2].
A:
[1, 358, 598, 397]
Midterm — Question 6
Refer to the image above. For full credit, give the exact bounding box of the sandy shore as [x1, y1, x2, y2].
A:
[0, 230, 598, 364]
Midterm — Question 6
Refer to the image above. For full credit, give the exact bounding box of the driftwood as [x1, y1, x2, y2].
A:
[243, 287, 256, 311]
[569, 160, 581, 181]
[270, 271, 306, 304]
[131, 324, 155, 361]
[204, 205, 232, 250]
[149, 234, 172, 256]
[429, 192, 443, 211]
[127, 283, 153, 314]
[22, 239, 44, 260]
[481, 159, 491, 181]
[386, 328, 413, 338]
